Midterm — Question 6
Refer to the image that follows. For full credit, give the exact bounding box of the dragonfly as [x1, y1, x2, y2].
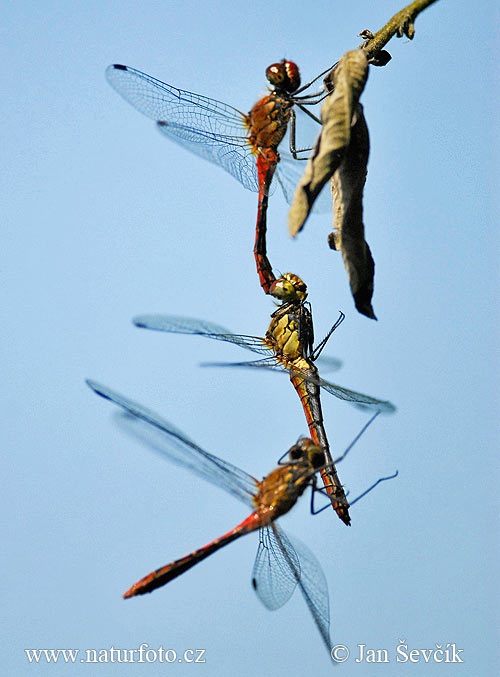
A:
[106, 60, 330, 294]
[132, 274, 396, 527]
[86, 379, 396, 656]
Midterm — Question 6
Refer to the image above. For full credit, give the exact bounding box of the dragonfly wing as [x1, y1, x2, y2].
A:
[155, 122, 258, 192]
[314, 355, 343, 373]
[86, 380, 257, 506]
[251, 526, 300, 610]
[201, 353, 393, 412]
[317, 376, 397, 413]
[200, 357, 282, 370]
[156, 122, 259, 193]
[276, 155, 332, 213]
[132, 314, 272, 356]
[271, 524, 331, 653]
[106, 64, 247, 130]
[288, 366, 397, 413]
[106, 64, 260, 193]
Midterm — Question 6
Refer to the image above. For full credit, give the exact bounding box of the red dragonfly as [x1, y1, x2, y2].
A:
[86, 380, 396, 655]
[106, 61, 329, 293]
[132, 274, 396, 525]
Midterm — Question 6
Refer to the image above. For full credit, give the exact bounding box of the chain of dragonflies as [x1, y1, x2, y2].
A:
[89, 57, 397, 658]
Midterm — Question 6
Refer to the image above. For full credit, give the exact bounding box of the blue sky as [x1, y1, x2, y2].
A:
[3, 1, 498, 675]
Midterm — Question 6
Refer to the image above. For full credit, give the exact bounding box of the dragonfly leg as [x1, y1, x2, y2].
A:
[294, 101, 322, 126]
[293, 61, 338, 95]
[318, 467, 351, 524]
[310, 311, 345, 362]
[315, 469, 398, 512]
[289, 108, 318, 161]
[348, 471, 399, 507]
[310, 478, 349, 516]
[276, 449, 291, 466]
[332, 411, 380, 465]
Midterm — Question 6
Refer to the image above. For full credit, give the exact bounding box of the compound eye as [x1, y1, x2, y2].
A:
[287, 444, 303, 461]
[266, 62, 286, 87]
[275, 273, 307, 301]
[265, 60, 301, 93]
[271, 281, 292, 300]
[282, 61, 301, 92]
[310, 449, 326, 470]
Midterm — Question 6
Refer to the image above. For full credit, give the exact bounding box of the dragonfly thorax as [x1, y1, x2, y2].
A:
[266, 275, 313, 361]
[246, 95, 293, 152]
[254, 443, 320, 520]
[266, 310, 301, 360]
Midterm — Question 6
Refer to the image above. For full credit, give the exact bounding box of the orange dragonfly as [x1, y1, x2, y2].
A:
[106, 61, 329, 293]
[132, 274, 396, 526]
[86, 380, 396, 655]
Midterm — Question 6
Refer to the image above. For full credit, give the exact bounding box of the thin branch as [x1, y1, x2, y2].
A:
[359, 0, 439, 59]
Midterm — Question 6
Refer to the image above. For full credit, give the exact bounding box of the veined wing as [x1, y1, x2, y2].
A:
[310, 371, 397, 413]
[277, 154, 332, 212]
[199, 359, 396, 413]
[252, 525, 331, 654]
[106, 64, 247, 133]
[106, 64, 261, 193]
[252, 526, 300, 610]
[132, 315, 273, 357]
[201, 355, 342, 373]
[311, 355, 342, 373]
[200, 357, 283, 371]
[157, 121, 260, 192]
[289, 363, 396, 413]
[86, 380, 256, 506]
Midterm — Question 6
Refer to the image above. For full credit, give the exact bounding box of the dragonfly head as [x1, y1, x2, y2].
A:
[265, 60, 301, 94]
[269, 273, 308, 303]
[287, 438, 325, 471]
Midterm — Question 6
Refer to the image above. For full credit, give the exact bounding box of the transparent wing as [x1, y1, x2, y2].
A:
[200, 358, 396, 412]
[201, 355, 342, 374]
[314, 355, 342, 373]
[132, 314, 273, 357]
[86, 380, 257, 506]
[252, 526, 300, 610]
[106, 64, 261, 193]
[200, 357, 283, 371]
[106, 64, 247, 131]
[156, 121, 260, 192]
[310, 372, 397, 413]
[252, 525, 331, 653]
[277, 155, 332, 212]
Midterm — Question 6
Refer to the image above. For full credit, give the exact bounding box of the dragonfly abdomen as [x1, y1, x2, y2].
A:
[123, 513, 261, 599]
[290, 369, 351, 526]
[290, 368, 325, 441]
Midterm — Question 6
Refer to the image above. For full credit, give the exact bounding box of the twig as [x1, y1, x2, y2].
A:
[359, 0, 439, 59]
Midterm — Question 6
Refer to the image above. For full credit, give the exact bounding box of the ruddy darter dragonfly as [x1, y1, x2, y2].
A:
[132, 274, 396, 526]
[86, 379, 333, 653]
[106, 60, 328, 293]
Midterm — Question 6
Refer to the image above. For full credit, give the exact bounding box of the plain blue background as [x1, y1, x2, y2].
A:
[3, 0, 498, 674]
